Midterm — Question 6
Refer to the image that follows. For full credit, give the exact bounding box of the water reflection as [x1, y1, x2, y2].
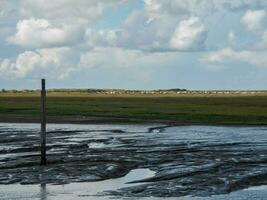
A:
[40, 183, 47, 200]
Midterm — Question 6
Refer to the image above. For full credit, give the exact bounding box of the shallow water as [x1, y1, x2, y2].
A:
[0, 168, 156, 200]
[1, 123, 267, 199]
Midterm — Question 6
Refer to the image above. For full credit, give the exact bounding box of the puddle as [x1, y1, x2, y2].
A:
[80, 168, 156, 194]
[89, 142, 106, 149]
[244, 185, 267, 191]
[0, 168, 156, 200]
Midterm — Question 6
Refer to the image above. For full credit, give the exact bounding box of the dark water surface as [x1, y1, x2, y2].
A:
[1, 123, 267, 199]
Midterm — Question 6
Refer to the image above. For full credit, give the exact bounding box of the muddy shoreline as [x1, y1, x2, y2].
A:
[0, 115, 267, 126]
[1, 124, 267, 198]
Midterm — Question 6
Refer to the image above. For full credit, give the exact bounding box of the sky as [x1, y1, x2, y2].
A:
[1, 0, 267, 90]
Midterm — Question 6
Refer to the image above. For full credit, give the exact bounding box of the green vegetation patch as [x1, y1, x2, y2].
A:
[0, 95, 267, 125]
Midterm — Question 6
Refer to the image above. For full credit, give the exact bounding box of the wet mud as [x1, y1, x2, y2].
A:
[1, 123, 267, 198]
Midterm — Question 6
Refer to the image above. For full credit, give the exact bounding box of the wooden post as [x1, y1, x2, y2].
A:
[41, 79, 46, 165]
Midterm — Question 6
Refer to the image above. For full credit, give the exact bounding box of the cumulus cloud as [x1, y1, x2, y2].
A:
[8, 18, 84, 48]
[7, 0, 267, 53]
[241, 10, 266, 31]
[6, 0, 130, 49]
[92, 0, 267, 52]
[3, 0, 267, 82]
[86, 14, 207, 52]
[202, 48, 267, 67]
[170, 17, 207, 51]
[0, 48, 76, 79]
[86, 0, 267, 53]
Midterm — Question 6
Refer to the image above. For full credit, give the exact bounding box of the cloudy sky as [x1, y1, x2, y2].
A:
[1, 0, 267, 90]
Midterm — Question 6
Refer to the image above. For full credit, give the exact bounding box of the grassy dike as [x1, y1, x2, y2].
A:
[0, 92, 267, 125]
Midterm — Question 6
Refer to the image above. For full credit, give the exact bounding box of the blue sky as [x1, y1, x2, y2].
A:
[1, 0, 267, 90]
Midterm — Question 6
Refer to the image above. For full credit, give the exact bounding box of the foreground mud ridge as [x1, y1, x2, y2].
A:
[1, 123, 267, 197]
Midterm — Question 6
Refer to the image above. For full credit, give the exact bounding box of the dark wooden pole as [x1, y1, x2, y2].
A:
[41, 79, 47, 165]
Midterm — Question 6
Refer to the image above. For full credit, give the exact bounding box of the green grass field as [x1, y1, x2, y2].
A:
[1, 92, 267, 125]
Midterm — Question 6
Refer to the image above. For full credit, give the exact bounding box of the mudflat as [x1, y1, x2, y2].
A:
[1, 123, 267, 198]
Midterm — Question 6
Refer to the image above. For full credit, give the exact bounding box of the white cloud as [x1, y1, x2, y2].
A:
[202, 48, 267, 67]
[228, 31, 236, 43]
[85, 29, 118, 48]
[78, 47, 182, 84]
[79, 47, 178, 69]
[144, 0, 215, 17]
[86, 14, 207, 52]
[7, 0, 267, 53]
[170, 17, 207, 51]
[3, 0, 267, 82]
[144, 0, 267, 18]
[7, 0, 132, 49]
[0, 58, 16, 78]
[20, 0, 130, 24]
[8, 18, 84, 48]
[0, 48, 76, 79]
[86, 0, 267, 53]
[241, 10, 266, 31]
